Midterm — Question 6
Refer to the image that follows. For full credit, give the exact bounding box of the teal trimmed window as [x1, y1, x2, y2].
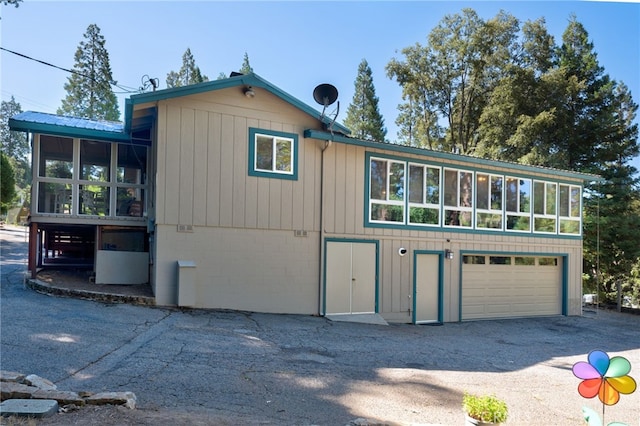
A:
[248, 128, 298, 181]
[365, 152, 582, 236]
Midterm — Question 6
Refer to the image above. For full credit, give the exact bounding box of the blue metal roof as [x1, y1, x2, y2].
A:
[9, 111, 129, 142]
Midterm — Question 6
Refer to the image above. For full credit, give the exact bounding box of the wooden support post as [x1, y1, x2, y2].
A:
[28, 222, 38, 278]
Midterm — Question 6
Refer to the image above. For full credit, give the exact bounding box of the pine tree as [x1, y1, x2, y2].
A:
[343, 59, 387, 142]
[58, 24, 120, 121]
[166, 48, 209, 88]
[239, 52, 253, 74]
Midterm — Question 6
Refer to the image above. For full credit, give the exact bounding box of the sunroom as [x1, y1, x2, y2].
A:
[10, 111, 153, 284]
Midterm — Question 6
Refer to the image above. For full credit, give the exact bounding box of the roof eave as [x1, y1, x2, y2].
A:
[9, 117, 130, 143]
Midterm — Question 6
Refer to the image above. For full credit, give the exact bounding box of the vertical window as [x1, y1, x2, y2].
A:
[534, 181, 557, 233]
[39, 135, 74, 179]
[116, 144, 147, 217]
[37, 136, 74, 214]
[408, 164, 440, 226]
[248, 128, 298, 180]
[79, 140, 111, 216]
[505, 177, 531, 231]
[443, 168, 473, 227]
[476, 173, 503, 230]
[559, 184, 581, 235]
[369, 158, 405, 223]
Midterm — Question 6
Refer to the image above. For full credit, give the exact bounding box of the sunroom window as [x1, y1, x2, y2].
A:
[559, 184, 581, 235]
[369, 158, 405, 223]
[408, 164, 440, 226]
[443, 168, 473, 227]
[116, 144, 146, 217]
[505, 177, 531, 231]
[364, 153, 582, 236]
[35, 134, 147, 219]
[476, 173, 503, 230]
[534, 181, 557, 233]
[79, 140, 110, 216]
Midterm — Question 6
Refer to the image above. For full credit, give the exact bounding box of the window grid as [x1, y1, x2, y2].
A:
[35, 135, 147, 218]
[367, 155, 581, 236]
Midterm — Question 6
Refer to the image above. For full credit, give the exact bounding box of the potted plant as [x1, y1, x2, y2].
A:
[462, 393, 508, 425]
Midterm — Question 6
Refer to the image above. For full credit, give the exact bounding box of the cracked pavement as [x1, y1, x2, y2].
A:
[2, 226, 640, 425]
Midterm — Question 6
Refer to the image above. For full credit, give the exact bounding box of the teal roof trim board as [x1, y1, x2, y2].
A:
[304, 129, 603, 183]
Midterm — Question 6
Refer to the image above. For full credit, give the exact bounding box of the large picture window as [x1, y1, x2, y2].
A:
[35, 134, 147, 218]
[248, 128, 298, 180]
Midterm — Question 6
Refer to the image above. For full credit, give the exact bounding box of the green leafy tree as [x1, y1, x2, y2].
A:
[473, 14, 640, 302]
[1, 97, 31, 188]
[343, 59, 387, 142]
[475, 18, 561, 164]
[166, 48, 209, 88]
[1, 96, 28, 160]
[58, 24, 120, 121]
[387, 9, 520, 153]
[1, 153, 16, 214]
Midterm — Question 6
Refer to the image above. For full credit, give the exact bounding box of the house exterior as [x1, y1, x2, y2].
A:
[9, 73, 600, 323]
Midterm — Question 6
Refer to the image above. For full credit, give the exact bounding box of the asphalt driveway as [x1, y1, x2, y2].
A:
[2, 226, 639, 425]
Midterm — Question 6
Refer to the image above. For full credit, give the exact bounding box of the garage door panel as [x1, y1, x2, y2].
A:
[462, 255, 562, 320]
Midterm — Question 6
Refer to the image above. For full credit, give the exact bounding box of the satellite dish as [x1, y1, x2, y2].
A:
[313, 84, 338, 107]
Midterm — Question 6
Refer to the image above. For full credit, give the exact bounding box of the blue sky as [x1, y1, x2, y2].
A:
[2, 1, 639, 168]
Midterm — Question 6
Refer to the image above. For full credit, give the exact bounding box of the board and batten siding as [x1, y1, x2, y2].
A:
[320, 144, 584, 323]
[152, 88, 325, 309]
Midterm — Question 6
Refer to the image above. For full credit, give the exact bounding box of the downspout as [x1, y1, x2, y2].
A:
[318, 137, 332, 316]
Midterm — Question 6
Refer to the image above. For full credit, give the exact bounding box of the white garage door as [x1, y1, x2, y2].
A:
[462, 254, 562, 320]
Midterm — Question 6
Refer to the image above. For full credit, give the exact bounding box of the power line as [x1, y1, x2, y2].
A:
[1, 46, 138, 94]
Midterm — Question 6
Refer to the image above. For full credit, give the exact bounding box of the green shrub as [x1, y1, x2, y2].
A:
[462, 393, 508, 423]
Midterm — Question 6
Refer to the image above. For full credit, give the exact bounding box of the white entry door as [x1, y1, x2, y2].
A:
[414, 253, 441, 324]
[325, 241, 376, 315]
